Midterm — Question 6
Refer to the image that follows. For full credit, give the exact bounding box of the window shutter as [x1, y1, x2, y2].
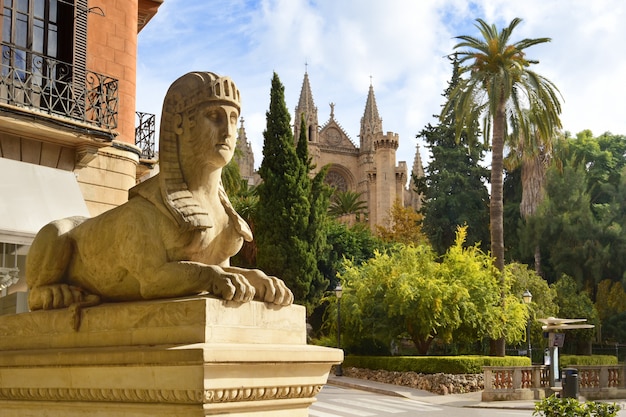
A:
[73, 0, 87, 117]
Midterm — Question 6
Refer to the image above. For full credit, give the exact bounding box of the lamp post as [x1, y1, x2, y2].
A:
[334, 284, 343, 376]
[522, 290, 533, 361]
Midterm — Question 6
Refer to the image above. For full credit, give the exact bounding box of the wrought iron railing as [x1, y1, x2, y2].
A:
[135, 111, 156, 160]
[0, 42, 118, 130]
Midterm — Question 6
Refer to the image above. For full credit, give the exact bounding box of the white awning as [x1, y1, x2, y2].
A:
[0, 158, 90, 245]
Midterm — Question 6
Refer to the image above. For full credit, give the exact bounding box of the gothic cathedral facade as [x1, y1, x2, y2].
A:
[236, 71, 424, 230]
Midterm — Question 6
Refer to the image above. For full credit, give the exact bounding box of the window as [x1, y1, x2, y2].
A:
[1, 0, 87, 116]
[2, 0, 74, 76]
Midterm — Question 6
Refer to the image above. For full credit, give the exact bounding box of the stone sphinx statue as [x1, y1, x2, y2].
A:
[26, 72, 293, 317]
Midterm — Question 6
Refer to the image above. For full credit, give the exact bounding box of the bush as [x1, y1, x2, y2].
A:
[534, 395, 621, 417]
[343, 355, 530, 374]
[560, 355, 618, 367]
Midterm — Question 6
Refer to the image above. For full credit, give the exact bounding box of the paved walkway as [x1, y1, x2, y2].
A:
[327, 375, 626, 410]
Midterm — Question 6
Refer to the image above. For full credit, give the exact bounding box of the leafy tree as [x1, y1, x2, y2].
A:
[318, 220, 385, 290]
[327, 227, 527, 355]
[551, 275, 600, 355]
[309, 220, 385, 340]
[569, 130, 626, 207]
[335, 243, 462, 354]
[505, 115, 564, 275]
[530, 162, 600, 287]
[230, 191, 259, 268]
[595, 280, 626, 322]
[221, 151, 247, 197]
[525, 132, 626, 290]
[444, 18, 563, 355]
[255, 72, 329, 308]
[602, 312, 626, 344]
[375, 201, 428, 245]
[507, 262, 558, 360]
[503, 167, 529, 264]
[442, 227, 528, 347]
[595, 279, 626, 344]
[417, 54, 490, 256]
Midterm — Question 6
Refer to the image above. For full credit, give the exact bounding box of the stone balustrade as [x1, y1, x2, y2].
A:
[483, 365, 626, 401]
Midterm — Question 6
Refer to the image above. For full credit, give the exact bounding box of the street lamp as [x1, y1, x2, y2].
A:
[522, 290, 533, 361]
[334, 284, 343, 376]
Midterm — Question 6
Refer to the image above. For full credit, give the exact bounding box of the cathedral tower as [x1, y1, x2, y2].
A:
[293, 71, 319, 144]
[371, 131, 401, 228]
[290, 71, 410, 230]
[234, 118, 258, 186]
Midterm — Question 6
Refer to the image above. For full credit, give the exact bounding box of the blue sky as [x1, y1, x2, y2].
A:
[136, 0, 626, 170]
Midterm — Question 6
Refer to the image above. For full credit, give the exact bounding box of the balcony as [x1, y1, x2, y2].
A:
[135, 111, 156, 161]
[0, 43, 118, 131]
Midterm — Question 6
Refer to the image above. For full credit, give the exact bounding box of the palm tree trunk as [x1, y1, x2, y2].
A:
[521, 153, 548, 276]
[534, 244, 542, 276]
[490, 97, 506, 357]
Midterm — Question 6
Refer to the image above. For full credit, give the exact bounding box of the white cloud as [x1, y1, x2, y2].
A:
[136, 0, 626, 170]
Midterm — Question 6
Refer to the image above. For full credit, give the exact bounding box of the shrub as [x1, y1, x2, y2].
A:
[560, 355, 618, 367]
[534, 395, 620, 417]
[343, 355, 530, 374]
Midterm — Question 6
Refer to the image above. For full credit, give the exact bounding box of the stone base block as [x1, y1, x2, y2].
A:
[0, 296, 343, 416]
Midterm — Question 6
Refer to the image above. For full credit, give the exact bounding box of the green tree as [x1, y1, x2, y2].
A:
[336, 243, 463, 354]
[309, 220, 385, 340]
[328, 190, 368, 220]
[505, 113, 563, 275]
[230, 189, 259, 268]
[375, 201, 428, 245]
[255, 72, 329, 308]
[221, 153, 247, 196]
[569, 130, 626, 207]
[327, 227, 527, 355]
[596, 279, 626, 322]
[445, 18, 562, 355]
[507, 262, 558, 360]
[417, 54, 490, 256]
[551, 275, 600, 355]
[318, 220, 385, 290]
[299, 118, 333, 304]
[442, 227, 528, 348]
[526, 132, 626, 289]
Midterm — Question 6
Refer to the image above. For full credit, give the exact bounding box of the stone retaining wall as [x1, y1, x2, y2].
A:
[341, 367, 484, 395]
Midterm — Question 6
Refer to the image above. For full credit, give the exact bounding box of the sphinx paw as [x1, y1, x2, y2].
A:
[29, 284, 100, 310]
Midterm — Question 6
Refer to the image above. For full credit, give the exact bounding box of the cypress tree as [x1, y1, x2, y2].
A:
[297, 115, 332, 305]
[416, 55, 490, 255]
[255, 73, 329, 308]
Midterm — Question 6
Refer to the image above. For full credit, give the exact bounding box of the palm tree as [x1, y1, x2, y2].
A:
[444, 18, 562, 355]
[328, 190, 368, 221]
[505, 109, 563, 275]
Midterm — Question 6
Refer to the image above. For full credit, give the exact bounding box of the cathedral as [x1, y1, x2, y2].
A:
[236, 71, 424, 230]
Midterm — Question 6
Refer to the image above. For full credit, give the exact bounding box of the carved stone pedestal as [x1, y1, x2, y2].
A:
[0, 296, 343, 416]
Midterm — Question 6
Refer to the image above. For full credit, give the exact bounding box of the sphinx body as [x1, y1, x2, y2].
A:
[26, 72, 293, 312]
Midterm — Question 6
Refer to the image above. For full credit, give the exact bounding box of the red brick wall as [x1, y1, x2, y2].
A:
[87, 0, 138, 146]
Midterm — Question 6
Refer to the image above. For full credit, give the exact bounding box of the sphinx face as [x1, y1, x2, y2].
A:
[182, 103, 239, 169]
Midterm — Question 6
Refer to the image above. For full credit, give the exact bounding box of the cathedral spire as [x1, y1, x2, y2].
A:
[294, 69, 319, 143]
[359, 79, 383, 150]
[296, 71, 316, 117]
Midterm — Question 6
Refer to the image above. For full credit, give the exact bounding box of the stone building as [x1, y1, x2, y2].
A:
[236, 71, 423, 230]
[0, 0, 162, 312]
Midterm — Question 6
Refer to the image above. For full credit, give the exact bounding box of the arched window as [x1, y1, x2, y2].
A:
[325, 170, 348, 192]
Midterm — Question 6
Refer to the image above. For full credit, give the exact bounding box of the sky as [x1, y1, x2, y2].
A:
[136, 0, 626, 171]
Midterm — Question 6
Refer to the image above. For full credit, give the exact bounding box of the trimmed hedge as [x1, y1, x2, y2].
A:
[560, 354, 618, 367]
[343, 355, 530, 374]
